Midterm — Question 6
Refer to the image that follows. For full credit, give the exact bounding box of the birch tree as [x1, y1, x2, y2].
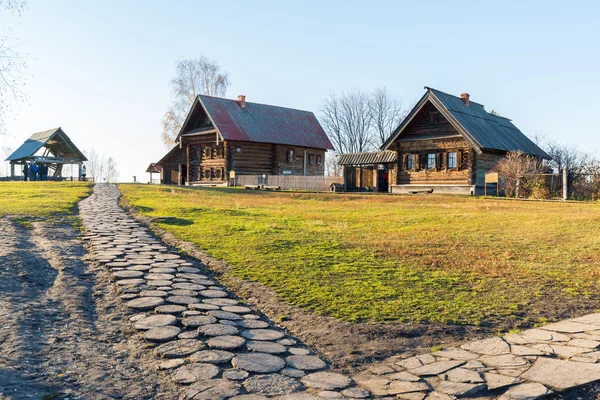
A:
[161, 57, 230, 147]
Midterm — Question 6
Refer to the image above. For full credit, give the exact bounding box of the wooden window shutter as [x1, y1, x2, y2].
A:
[462, 151, 469, 170]
[457, 151, 463, 170]
[436, 153, 442, 170]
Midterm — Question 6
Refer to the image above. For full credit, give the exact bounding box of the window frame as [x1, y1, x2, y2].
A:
[447, 152, 457, 169]
[287, 148, 296, 163]
[407, 154, 415, 170]
[427, 153, 436, 169]
[316, 154, 322, 165]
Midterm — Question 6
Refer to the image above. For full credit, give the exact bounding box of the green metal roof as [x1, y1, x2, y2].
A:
[383, 87, 550, 159]
[6, 127, 88, 162]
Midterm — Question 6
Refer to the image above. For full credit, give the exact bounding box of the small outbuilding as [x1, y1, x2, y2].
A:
[5, 127, 87, 179]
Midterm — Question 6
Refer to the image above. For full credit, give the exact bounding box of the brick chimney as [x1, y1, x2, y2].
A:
[238, 95, 246, 108]
[460, 93, 470, 106]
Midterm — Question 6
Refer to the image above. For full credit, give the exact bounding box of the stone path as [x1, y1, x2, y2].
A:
[80, 184, 600, 399]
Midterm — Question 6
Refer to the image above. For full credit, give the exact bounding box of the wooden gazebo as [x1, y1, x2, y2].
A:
[5, 127, 87, 179]
[146, 163, 161, 184]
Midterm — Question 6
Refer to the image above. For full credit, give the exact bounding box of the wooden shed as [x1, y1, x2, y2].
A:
[339, 87, 549, 195]
[157, 95, 333, 185]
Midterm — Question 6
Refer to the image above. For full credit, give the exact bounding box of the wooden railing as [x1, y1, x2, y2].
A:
[233, 175, 342, 192]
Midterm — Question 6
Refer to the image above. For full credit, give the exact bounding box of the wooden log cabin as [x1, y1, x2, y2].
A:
[339, 87, 549, 194]
[157, 95, 333, 185]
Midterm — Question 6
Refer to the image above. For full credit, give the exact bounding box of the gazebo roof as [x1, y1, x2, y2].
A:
[146, 163, 161, 173]
[6, 127, 87, 163]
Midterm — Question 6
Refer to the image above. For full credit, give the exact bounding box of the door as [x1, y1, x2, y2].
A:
[377, 166, 389, 192]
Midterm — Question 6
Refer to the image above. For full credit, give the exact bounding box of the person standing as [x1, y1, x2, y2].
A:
[28, 163, 36, 181]
[80, 164, 86, 181]
[23, 163, 29, 181]
[32, 163, 39, 181]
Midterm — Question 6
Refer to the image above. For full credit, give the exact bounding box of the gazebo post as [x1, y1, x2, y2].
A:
[10, 162, 15, 178]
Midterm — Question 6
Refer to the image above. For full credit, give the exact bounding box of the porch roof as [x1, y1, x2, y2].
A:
[338, 150, 397, 166]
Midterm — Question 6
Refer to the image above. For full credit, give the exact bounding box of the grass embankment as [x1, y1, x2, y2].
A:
[0, 181, 92, 217]
[119, 184, 600, 326]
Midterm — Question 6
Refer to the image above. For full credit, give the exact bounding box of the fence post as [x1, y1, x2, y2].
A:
[563, 167, 569, 200]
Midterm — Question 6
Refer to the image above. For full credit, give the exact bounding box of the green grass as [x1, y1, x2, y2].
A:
[0, 181, 92, 217]
[118, 184, 600, 325]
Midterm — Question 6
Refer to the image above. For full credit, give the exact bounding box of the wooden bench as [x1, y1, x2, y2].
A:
[408, 189, 434, 195]
[263, 185, 281, 191]
[244, 185, 260, 190]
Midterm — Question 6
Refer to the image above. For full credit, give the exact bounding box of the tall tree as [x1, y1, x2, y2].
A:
[0, 0, 28, 135]
[320, 89, 375, 154]
[370, 87, 405, 148]
[105, 157, 118, 182]
[161, 57, 230, 147]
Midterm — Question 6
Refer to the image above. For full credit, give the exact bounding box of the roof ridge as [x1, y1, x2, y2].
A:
[198, 94, 316, 115]
[425, 86, 485, 107]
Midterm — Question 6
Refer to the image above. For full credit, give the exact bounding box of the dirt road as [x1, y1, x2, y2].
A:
[0, 216, 180, 399]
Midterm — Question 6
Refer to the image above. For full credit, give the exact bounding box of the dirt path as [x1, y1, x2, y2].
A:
[0, 216, 180, 400]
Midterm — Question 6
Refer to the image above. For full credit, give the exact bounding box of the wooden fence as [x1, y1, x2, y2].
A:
[233, 175, 342, 192]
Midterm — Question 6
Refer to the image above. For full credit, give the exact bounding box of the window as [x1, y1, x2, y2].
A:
[448, 152, 457, 169]
[316, 155, 322, 165]
[429, 112, 439, 125]
[407, 154, 415, 170]
[287, 148, 295, 163]
[427, 153, 436, 169]
[308, 153, 315, 164]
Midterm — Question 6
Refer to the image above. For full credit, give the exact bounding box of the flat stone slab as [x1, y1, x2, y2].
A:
[116, 278, 146, 286]
[461, 337, 510, 355]
[246, 341, 287, 354]
[431, 348, 479, 361]
[189, 303, 220, 311]
[341, 388, 370, 399]
[241, 329, 285, 341]
[409, 360, 464, 376]
[207, 335, 246, 350]
[146, 273, 174, 280]
[173, 283, 206, 291]
[436, 381, 485, 397]
[243, 374, 304, 396]
[189, 350, 234, 364]
[113, 270, 144, 279]
[182, 315, 218, 328]
[300, 372, 351, 390]
[223, 369, 250, 381]
[134, 314, 177, 330]
[232, 353, 285, 373]
[237, 320, 270, 329]
[200, 289, 228, 298]
[505, 329, 570, 344]
[498, 383, 552, 400]
[441, 367, 484, 383]
[154, 339, 205, 358]
[198, 323, 239, 337]
[483, 373, 522, 390]
[169, 289, 197, 296]
[155, 305, 187, 314]
[172, 363, 219, 384]
[479, 354, 529, 368]
[222, 305, 252, 314]
[139, 290, 169, 297]
[541, 320, 598, 333]
[204, 298, 238, 306]
[126, 297, 165, 310]
[285, 355, 326, 371]
[520, 357, 600, 390]
[166, 295, 200, 305]
[208, 310, 244, 321]
[144, 326, 181, 342]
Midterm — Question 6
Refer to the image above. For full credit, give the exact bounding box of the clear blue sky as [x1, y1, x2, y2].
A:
[1, 0, 599, 181]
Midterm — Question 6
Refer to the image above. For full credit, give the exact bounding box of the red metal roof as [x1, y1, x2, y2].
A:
[189, 95, 333, 150]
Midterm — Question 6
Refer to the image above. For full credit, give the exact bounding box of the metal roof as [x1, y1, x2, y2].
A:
[338, 150, 397, 166]
[6, 127, 88, 162]
[382, 88, 550, 159]
[146, 163, 161, 173]
[178, 95, 334, 150]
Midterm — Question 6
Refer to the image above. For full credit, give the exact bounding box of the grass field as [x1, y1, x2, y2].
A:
[0, 181, 92, 217]
[119, 184, 600, 326]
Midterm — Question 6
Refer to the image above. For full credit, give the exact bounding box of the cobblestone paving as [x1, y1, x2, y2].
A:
[81, 184, 600, 399]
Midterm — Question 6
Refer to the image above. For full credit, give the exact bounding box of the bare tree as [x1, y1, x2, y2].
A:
[494, 151, 544, 197]
[370, 87, 405, 148]
[324, 151, 342, 177]
[0, 0, 28, 135]
[161, 57, 230, 147]
[105, 157, 118, 182]
[320, 89, 375, 154]
[84, 148, 104, 182]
